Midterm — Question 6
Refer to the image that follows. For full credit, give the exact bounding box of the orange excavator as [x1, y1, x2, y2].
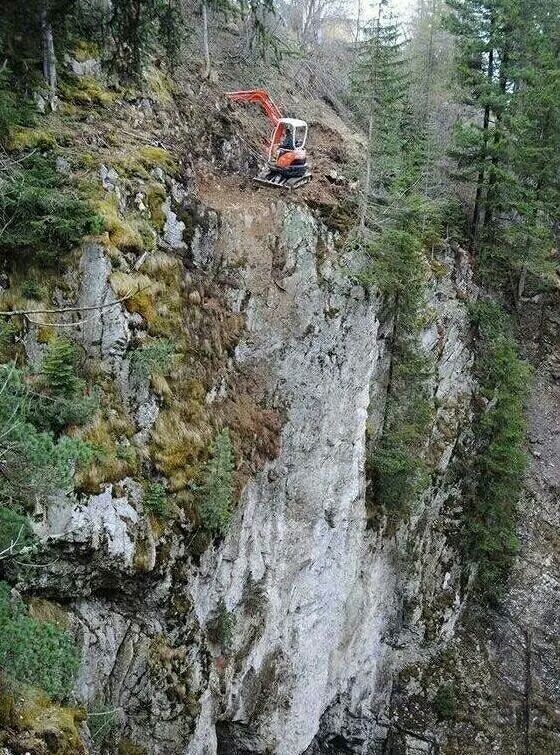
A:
[226, 89, 312, 190]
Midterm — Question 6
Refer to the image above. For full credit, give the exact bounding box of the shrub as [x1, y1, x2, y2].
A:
[20, 279, 46, 300]
[0, 363, 93, 508]
[0, 581, 79, 700]
[208, 599, 235, 651]
[0, 155, 103, 263]
[198, 429, 234, 536]
[42, 338, 80, 397]
[433, 683, 456, 721]
[0, 70, 34, 144]
[28, 339, 97, 433]
[0, 506, 34, 558]
[142, 482, 167, 517]
[130, 339, 175, 379]
[88, 703, 118, 749]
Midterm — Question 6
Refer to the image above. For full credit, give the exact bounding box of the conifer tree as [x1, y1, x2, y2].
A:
[447, 0, 560, 296]
[351, 2, 408, 230]
[446, 0, 516, 250]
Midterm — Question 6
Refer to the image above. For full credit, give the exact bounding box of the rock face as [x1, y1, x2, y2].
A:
[21, 177, 479, 754]
[188, 202, 390, 754]
[77, 242, 130, 364]
[180, 196, 476, 753]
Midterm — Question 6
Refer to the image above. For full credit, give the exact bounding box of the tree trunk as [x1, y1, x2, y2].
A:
[359, 0, 382, 233]
[354, 0, 362, 45]
[360, 110, 375, 231]
[470, 41, 494, 252]
[483, 39, 510, 237]
[40, 7, 57, 110]
[201, 2, 211, 79]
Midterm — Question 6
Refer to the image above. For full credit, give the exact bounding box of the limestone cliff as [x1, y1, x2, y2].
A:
[0, 67, 556, 755]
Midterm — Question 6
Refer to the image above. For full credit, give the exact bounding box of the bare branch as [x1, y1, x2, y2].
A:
[0, 285, 149, 319]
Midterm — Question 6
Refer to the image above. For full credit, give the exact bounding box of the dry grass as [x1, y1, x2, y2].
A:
[93, 196, 145, 253]
[110, 271, 161, 324]
[76, 416, 138, 494]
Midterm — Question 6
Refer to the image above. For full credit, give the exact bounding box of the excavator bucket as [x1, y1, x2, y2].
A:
[253, 170, 312, 191]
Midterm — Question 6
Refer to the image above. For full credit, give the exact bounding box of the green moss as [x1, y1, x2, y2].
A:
[0, 691, 15, 727]
[7, 126, 57, 151]
[146, 182, 167, 230]
[94, 196, 145, 253]
[118, 740, 147, 755]
[59, 76, 114, 107]
[71, 41, 100, 62]
[16, 686, 87, 754]
[113, 146, 177, 180]
[138, 145, 177, 174]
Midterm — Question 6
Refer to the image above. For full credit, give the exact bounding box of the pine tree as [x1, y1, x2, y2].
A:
[446, 0, 517, 250]
[351, 3, 408, 230]
[108, 0, 184, 81]
[41, 338, 79, 397]
[447, 0, 560, 296]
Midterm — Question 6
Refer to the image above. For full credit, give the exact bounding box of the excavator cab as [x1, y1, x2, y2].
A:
[226, 90, 312, 190]
[271, 119, 308, 155]
[268, 118, 309, 183]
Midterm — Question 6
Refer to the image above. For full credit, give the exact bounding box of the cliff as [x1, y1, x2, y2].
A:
[0, 59, 557, 755]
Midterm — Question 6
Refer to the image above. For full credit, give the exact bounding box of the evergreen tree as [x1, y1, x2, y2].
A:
[0, 0, 78, 104]
[445, 0, 530, 254]
[447, 0, 560, 296]
[351, 3, 408, 229]
[108, 0, 184, 81]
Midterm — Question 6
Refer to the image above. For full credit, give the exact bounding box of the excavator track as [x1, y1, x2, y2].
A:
[253, 171, 312, 190]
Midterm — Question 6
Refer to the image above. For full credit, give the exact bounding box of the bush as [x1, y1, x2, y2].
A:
[142, 482, 167, 517]
[26, 339, 98, 433]
[0, 70, 34, 144]
[0, 155, 103, 263]
[432, 683, 456, 721]
[0, 506, 34, 558]
[198, 429, 234, 536]
[41, 338, 80, 397]
[0, 581, 79, 700]
[464, 301, 531, 604]
[0, 363, 93, 508]
[130, 339, 175, 379]
[208, 599, 235, 651]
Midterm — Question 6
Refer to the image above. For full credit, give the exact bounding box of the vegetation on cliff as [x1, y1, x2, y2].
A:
[0, 0, 557, 748]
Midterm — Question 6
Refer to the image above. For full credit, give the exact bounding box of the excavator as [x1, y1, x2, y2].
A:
[226, 89, 312, 190]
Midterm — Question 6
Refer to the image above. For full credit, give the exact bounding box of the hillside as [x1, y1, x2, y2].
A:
[1, 2, 560, 754]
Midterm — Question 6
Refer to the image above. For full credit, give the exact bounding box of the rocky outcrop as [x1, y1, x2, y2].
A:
[77, 242, 130, 364]
[180, 195, 476, 753]
[11, 125, 479, 753]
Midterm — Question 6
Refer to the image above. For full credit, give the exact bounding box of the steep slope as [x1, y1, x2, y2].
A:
[1, 55, 555, 755]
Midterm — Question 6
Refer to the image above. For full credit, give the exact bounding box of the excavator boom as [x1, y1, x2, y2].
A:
[226, 89, 282, 126]
[226, 88, 311, 190]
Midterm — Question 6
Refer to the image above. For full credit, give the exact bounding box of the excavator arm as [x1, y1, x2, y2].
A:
[226, 89, 283, 127]
[226, 89, 311, 190]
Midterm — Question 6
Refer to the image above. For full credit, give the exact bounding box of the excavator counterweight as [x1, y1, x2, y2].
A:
[226, 89, 311, 190]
